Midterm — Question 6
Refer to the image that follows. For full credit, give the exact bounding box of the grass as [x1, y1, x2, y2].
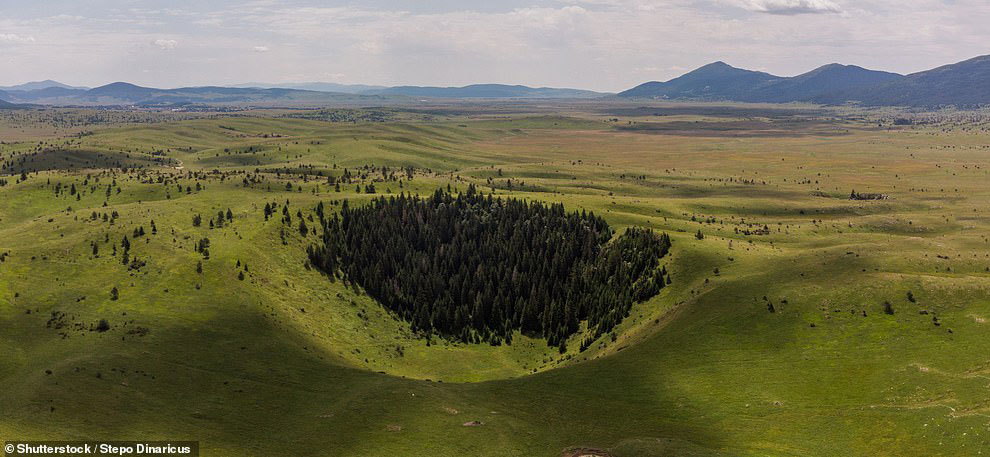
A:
[1, 103, 989, 456]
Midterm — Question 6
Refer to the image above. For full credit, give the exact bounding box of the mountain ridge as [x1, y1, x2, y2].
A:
[232, 82, 388, 94]
[0, 80, 88, 91]
[3, 55, 990, 108]
[364, 84, 605, 98]
[0, 83, 384, 107]
[620, 55, 990, 106]
[0, 82, 605, 106]
[814, 54, 990, 106]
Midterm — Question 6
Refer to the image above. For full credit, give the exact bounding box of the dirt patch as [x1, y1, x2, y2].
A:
[443, 406, 459, 415]
[386, 424, 402, 432]
[615, 119, 844, 138]
[561, 447, 613, 457]
[597, 105, 825, 118]
[462, 420, 484, 427]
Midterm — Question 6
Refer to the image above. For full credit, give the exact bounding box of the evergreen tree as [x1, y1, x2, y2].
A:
[308, 187, 671, 348]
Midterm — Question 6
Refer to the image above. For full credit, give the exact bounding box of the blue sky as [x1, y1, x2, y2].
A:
[0, 0, 987, 91]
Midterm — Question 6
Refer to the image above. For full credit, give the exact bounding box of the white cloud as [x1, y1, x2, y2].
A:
[0, 1, 988, 91]
[727, 0, 842, 15]
[0, 33, 36, 43]
[253, 45, 269, 52]
[153, 38, 177, 49]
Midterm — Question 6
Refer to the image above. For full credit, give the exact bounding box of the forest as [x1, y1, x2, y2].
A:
[308, 185, 672, 349]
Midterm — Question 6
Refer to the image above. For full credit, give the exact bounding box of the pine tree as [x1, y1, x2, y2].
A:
[308, 188, 670, 348]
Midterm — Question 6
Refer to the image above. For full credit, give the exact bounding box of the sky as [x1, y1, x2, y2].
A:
[0, 0, 988, 92]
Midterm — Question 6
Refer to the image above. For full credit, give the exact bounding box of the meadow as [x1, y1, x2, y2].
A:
[1, 103, 988, 456]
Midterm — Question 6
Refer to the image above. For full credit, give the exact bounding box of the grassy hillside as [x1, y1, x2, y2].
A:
[1, 105, 989, 456]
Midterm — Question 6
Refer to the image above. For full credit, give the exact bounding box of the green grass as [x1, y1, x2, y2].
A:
[1, 105, 989, 456]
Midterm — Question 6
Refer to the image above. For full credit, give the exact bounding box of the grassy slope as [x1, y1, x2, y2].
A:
[1, 110, 989, 456]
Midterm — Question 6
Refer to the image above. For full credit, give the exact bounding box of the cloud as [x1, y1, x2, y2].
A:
[253, 46, 269, 52]
[0, 0, 987, 91]
[153, 38, 177, 49]
[0, 33, 36, 43]
[727, 0, 842, 15]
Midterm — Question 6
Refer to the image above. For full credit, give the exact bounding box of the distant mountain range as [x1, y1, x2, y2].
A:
[1, 55, 989, 107]
[0, 82, 395, 107]
[233, 82, 388, 94]
[234, 82, 604, 98]
[366, 84, 604, 99]
[0, 80, 89, 92]
[620, 54, 990, 107]
[0, 81, 605, 107]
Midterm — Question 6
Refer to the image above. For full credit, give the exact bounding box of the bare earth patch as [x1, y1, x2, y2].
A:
[561, 447, 613, 457]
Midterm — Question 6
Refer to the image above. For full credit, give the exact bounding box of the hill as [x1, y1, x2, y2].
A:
[619, 61, 901, 102]
[817, 54, 990, 106]
[619, 62, 780, 100]
[0, 79, 87, 91]
[751, 64, 902, 103]
[368, 83, 605, 98]
[7, 86, 87, 100]
[233, 82, 388, 94]
[0, 82, 603, 105]
[0, 82, 401, 107]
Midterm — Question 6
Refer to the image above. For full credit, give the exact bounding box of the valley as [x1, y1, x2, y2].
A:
[1, 103, 988, 456]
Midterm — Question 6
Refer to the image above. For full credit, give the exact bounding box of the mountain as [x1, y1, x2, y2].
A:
[86, 82, 162, 100]
[750, 64, 902, 103]
[235, 82, 603, 98]
[619, 61, 901, 102]
[234, 82, 388, 94]
[367, 84, 605, 99]
[0, 80, 87, 91]
[620, 55, 990, 107]
[619, 62, 780, 100]
[6, 86, 88, 101]
[7, 55, 990, 107]
[816, 55, 990, 107]
[0, 82, 402, 107]
[0, 98, 20, 109]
